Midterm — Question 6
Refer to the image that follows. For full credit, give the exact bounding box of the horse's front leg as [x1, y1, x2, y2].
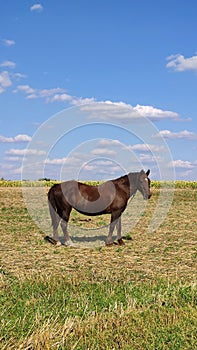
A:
[116, 216, 125, 245]
[106, 211, 121, 245]
[106, 222, 116, 245]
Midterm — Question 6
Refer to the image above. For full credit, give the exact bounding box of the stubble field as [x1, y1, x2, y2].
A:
[0, 183, 196, 349]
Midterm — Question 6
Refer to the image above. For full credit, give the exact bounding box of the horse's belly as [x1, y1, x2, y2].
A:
[73, 195, 111, 215]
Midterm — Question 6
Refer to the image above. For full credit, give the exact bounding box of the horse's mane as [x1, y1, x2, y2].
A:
[114, 174, 128, 181]
[113, 171, 139, 183]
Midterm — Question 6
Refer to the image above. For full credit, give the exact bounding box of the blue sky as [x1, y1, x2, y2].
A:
[0, 0, 197, 181]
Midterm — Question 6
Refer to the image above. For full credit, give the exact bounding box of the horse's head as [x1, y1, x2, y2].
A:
[137, 169, 151, 200]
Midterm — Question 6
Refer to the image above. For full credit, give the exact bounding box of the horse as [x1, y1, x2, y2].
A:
[47, 169, 151, 246]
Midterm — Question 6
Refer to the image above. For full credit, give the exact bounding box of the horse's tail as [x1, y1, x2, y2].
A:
[48, 185, 60, 228]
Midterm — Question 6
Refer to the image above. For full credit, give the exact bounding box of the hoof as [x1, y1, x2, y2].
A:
[122, 235, 132, 241]
[106, 242, 114, 246]
[105, 241, 118, 246]
[64, 240, 74, 247]
[117, 238, 125, 246]
[44, 236, 61, 246]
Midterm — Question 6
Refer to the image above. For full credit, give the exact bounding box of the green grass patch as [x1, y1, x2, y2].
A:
[0, 275, 196, 349]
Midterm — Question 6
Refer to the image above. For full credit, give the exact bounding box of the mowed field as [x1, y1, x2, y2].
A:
[0, 183, 197, 350]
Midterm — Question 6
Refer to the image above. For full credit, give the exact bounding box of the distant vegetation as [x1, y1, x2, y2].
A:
[0, 179, 197, 188]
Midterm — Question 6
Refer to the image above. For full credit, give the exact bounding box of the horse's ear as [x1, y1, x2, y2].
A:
[146, 169, 150, 176]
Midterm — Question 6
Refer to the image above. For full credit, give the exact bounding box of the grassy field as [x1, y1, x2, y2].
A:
[0, 183, 197, 349]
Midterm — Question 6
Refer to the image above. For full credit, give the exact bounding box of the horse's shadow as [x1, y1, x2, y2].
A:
[59, 234, 108, 244]
[56, 233, 131, 246]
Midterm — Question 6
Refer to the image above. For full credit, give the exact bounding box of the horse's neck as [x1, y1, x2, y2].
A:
[128, 172, 139, 197]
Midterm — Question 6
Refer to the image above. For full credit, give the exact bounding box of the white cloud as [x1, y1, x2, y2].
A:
[14, 73, 27, 79]
[12, 167, 23, 175]
[93, 160, 115, 166]
[14, 84, 95, 105]
[81, 101, 181, 121]
[50, 93, 73, 103]
[156, 129, 197, 140]
[0, 61, 16, 69]
[128, 144, 164, 152]
[45, 156, 81, 165]
[6, 148, 46, 156]
[0, 70, 26, 94]
[170, 160, 195, 169]
[45, 157, 69, 165]
[133, 104, 179, 120]
[81, 101, 137, 121]
[39, 88, 65, 98]
[82, 164, 96, 171]
[82, 160, 118, 172]
[81, 162, 121, 177]
[98, 139, 122, 147]
[14, 85, 71, 102]
[5, 157, 21, 162]
[45, 158, 67, 165]
[14, 84, 186, 122]
[14, 84, 35, 94]
[166, 54, 197, 72]
[98, 139, 164, 153]
[30, 3, 44, 12]
[2, 39, 15, 46]
[0, 134, 32, 143]
[139, 153, 164, 164]
[0, 163, 14, 170]
[26, 93, 38, 99]
[0, 71, 12, 93]
[72, 97, 95, 105]
[13, 86, 184, 122]
[179, 170, 193, 178]
[91, 148, 117, 156]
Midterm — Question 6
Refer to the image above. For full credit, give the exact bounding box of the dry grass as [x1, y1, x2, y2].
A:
[0, 186, 196, 282]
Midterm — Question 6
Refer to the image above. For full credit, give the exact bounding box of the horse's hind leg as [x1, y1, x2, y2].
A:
[52, 215, 61, 240]
[48, 202, 61, 241]
[60, 206, 73, 246]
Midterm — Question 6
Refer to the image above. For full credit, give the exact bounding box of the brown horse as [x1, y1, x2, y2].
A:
[47, 169, 151, 246]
